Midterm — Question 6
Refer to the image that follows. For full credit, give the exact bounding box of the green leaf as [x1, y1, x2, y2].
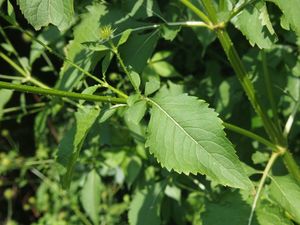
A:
[17, 0, 74, 31]
[145, 76, 160, 96]
[81, 169, 102, 225]
[270, 175, 300, 223]
[120, 30, 159, 73]
[0, 89, 13, 119]
[81, 41, 110, 52]
[202, 191, 257, 225]
[79, 85, 99, 105]
[129, 70, 141, 91]
[125, 100, 147, 124]
[118, 29, 132, 46]
[146, 94, 252, 190]
[256, 201, 293, 225]
[231, 1, 277, 49]
[268, 0, 300, 36]
[145, 60, 180, 78]
[128, 182, 165, 225]
[57, 107, 100, 188]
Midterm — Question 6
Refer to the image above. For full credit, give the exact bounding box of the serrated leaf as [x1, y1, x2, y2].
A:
[269, 0, 300, 36]
[81, 169, 102, 225]
[17, 0, 74, 31]
[128, 182, 164, 225]
[57, 107, 100, 188]
[231, 1, 276, 49]
[125, 100, 147, 124]
[146, 94, 252, 190]
[270, 175, 300, 223]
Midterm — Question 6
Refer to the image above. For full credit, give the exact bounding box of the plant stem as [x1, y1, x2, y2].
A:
[0, 51, 49, 89]
[2, 102, 45, 114]
[18, 27, 128, 99]
[0, 81, 127, 104]
[261, 50, 281, 130]
[223, 122, 277, 150]
[283, 151, 300, 183]
[248, 152, 280, 225]
[179, 0, 212, 24]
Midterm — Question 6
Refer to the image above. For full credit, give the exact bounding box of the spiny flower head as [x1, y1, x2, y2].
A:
[99, 25, 115, 41]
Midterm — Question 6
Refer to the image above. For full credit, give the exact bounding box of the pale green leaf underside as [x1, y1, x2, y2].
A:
[270, 175, 300, 223]
[17, 0, 74, 31]
[146, 94, 252, 190]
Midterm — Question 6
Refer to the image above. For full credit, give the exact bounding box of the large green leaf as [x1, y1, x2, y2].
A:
[57, 107, 100, 188]
[270, 175, 300, 223]
[146, 94, 252, 190]
[231, 1, 276, 49]
[17, 0, 74, 31]
[81, 169, 102, 225]
[268, 0, 300, 36]
[128, 182, 164, 225]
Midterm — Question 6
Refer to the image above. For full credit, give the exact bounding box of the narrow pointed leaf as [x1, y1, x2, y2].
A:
[146, 94, 252, 190]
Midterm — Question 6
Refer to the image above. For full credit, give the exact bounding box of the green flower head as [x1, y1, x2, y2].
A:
[99, 25, 115, 41]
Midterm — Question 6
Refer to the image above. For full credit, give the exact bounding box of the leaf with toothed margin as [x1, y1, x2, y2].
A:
[146, 94, 252, 190]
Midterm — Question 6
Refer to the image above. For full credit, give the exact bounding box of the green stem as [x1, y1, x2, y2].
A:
[283, 151, 300, 183]
[0, 81, 127, 104]
[248, 152, 280, 225]
[223, 122, 277, 150]
[199, 0, 282, 145]
[111, 43, 141, 95]
[261, 50, 281, 130]
[179, 0, 212, 24]
[0, 51, 49, 89]
[19, 28, 128, 99]
[2, 102, 46, 114]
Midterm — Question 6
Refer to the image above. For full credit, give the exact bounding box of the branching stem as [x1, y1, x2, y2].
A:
[0, 81, 127, 104]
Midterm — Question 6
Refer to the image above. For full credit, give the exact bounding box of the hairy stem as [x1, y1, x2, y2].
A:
[0, 81, 127, 104]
